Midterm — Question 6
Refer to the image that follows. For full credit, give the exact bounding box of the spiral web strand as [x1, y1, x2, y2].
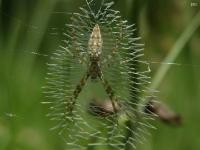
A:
[43, 0, 155, 149]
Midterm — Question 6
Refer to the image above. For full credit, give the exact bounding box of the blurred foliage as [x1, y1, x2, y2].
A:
[0, 0, 200, 150]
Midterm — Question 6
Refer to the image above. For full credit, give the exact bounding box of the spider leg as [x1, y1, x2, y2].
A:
[69, 16, 88, 64]
[69, 71, 90, 112]
[98, 71, 118, 113]
[102, 46, 119, 68]
[78, 53, 88, 64]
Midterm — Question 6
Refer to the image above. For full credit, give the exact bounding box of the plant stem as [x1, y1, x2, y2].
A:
[150, 10, 200, 90]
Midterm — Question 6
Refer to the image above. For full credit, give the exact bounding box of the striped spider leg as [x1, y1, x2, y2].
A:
[98, 70, 118, 113]
[69, 24, 118, 114]
[101, 23, 123, 68]
[67, 15, 89, 65]
[69, 71, 90, 112]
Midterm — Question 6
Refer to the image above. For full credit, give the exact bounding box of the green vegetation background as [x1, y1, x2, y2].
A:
[0, 0, 200, 150]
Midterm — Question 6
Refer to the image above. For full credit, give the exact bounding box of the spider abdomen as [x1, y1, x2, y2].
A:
[88, 24, 103, 58]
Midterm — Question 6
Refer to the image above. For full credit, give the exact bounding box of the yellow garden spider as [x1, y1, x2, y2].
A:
[69, 24, 118, 114]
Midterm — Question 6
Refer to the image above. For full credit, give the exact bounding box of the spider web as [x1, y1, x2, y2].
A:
[43, 1, 156, 150]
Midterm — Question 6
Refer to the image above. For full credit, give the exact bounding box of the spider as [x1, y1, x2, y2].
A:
[69, 24, 118, 114]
